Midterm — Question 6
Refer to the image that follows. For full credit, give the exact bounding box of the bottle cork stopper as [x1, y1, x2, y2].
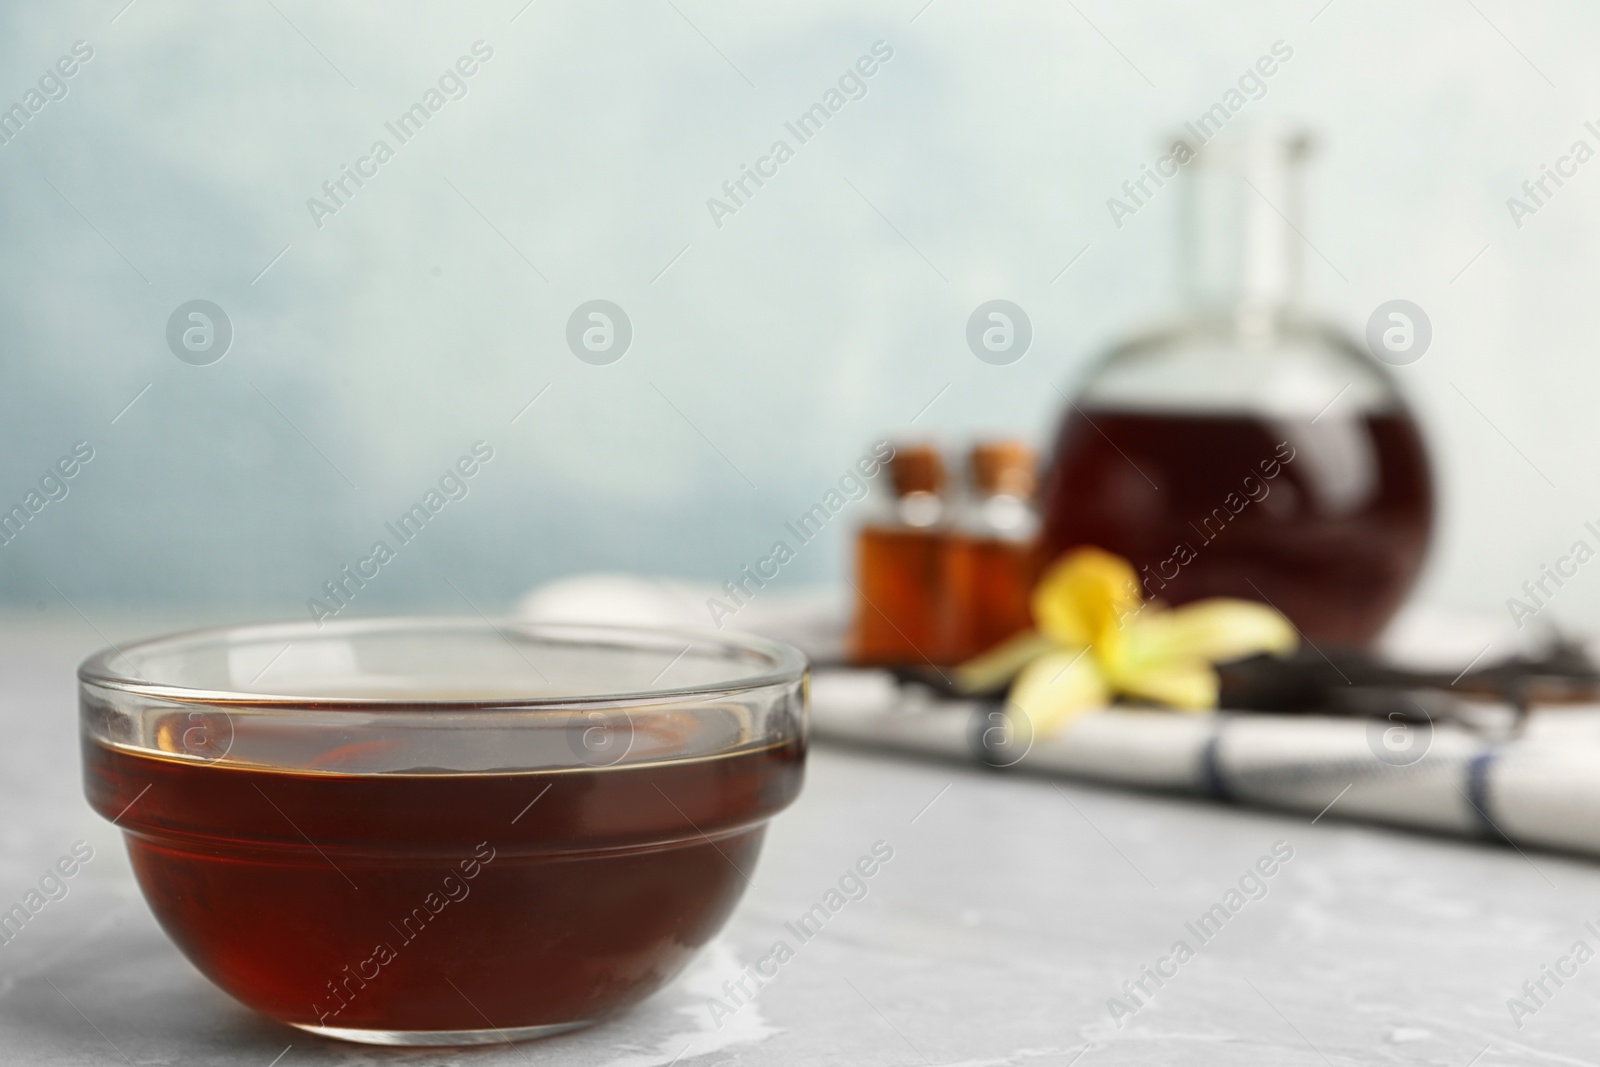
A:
[889, 444, 946, 497]
[970, 440, 1037, 498]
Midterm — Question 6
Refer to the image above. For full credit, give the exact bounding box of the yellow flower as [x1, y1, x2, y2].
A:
[955, 547, 1297, 737]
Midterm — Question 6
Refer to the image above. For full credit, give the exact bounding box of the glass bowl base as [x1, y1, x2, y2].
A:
[292, 1019, 593, 1046]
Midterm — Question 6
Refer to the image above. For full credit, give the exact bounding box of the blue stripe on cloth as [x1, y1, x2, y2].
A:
[1465, 747, 1502, 838]
[1200, 724, 1231, 800]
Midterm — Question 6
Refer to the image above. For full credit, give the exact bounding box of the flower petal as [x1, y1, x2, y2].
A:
[1126, 597, 1297, 668]
[1006, 648, 1110, 736]
[1112, 659, 1219, 710]
[953, 629, 1057, 694]
[1031, 547, 1142, 649]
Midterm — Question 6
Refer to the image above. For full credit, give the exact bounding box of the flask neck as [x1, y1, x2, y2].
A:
[886, 444, 947, 527]
[1182, 131, 1309, 317]
[962, 440, 1037, 539]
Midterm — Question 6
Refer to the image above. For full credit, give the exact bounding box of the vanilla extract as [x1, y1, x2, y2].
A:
[83, 733, 804, 1033]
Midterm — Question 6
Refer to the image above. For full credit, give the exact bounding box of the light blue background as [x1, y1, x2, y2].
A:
[1, 0, 1594, 635]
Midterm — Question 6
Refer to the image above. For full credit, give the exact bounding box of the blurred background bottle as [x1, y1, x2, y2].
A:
[849, 444, 950, 666]
[941, 441, 1040, 662]
[1040, 126, 1434, 647]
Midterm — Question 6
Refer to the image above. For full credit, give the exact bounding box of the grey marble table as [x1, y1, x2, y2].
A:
[2, 617, 1597, 1066]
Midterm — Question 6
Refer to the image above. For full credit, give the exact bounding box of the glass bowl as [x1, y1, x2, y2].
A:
[79, 618, 808, 1047]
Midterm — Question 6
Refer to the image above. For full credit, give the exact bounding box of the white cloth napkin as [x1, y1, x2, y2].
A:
[810, 668, 1600, 858]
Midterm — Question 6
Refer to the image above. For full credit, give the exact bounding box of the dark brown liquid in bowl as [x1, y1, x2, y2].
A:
[83, 736, 805, 1033]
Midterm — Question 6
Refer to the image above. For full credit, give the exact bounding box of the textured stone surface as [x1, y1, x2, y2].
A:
[2, 619, 1596, 1064]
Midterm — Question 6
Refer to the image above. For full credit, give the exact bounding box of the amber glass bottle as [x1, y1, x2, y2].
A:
[942, 441, 1040, 662]
[849, 445, 950, 667]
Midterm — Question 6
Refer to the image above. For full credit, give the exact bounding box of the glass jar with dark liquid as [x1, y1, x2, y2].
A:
[1041, 128, 1433, 647]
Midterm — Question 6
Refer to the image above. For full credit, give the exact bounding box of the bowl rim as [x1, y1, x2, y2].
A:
[78, 616, 809, 711]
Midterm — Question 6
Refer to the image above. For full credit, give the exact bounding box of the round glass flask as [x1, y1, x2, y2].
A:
[1040, 128, 1433, 647]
